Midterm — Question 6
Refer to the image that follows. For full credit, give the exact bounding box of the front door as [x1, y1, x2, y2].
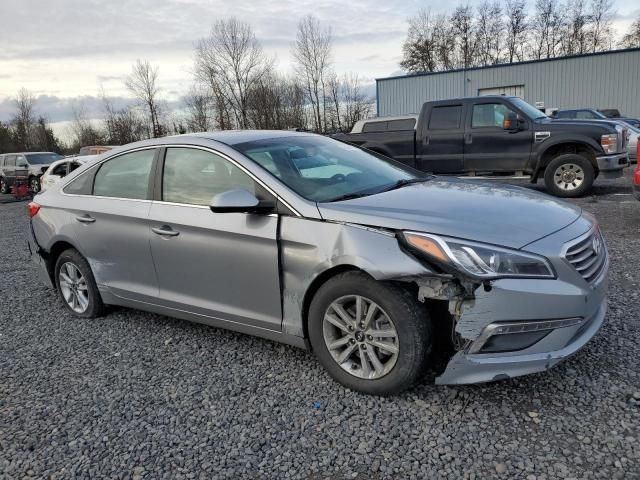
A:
[67, 148, 159, 299]
[463, 100, 533, 173]
[148, 146, 282, 331]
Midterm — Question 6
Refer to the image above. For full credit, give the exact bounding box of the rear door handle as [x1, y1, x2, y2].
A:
[75, 215, 95, 224]
[152, 226, 180, 237]
[464, 133, 473, 144]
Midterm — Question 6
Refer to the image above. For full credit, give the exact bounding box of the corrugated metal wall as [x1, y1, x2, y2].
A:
[377, 49, 640, 119]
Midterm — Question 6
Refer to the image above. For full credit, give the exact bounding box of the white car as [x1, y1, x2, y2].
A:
[40, 155, 100, 192]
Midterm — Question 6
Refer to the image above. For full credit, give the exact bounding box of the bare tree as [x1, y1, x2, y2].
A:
[560, 0, 590, 55]
[476, 1, 504, 65]
[68, 101, 104, 150]
[589, 0, 614, 52]
[125, 59, 162, 137]
[451, 5, 477, 68]
[340, 73, 373, 132]
[101, 92, 147, 145]
[530, 0, 565, 59]
[504, 0, 528, 62]
[325, 71, 342, 132]
[195, 18, 273, 129]
[620, 15, 640, 48]
[401, 10, 444, 73]
[184, 86, 213, 132]
[12, 88, 36, 150]
[292, 15, 332, 132]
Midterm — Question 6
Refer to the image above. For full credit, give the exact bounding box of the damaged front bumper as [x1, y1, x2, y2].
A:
[434, 219, 608, 385]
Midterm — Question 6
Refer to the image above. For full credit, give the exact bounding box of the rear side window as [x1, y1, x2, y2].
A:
[362, 121, 387, 133]
[387, 119, 416, 131]
[63, 164, 99, 195]
[428, 106, 462, 129]
[51, 162, 69, 176]
[555, 111, 573, 119]
[93, 149, 155, 200]
[576, 110, 596, 119]
[6, 155, 16, 167]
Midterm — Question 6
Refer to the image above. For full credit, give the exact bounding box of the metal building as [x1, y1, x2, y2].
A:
[376, 48, 640, 119]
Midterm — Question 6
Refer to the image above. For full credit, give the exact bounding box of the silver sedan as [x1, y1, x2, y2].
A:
[27, 131, 608, 395]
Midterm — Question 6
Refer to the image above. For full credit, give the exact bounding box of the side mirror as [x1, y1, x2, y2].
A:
[503, 112, 525, 131]
[209, 189, 275, 214]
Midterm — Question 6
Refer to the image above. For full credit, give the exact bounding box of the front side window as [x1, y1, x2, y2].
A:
[428, 106, 462, 130]
[472, 103, 513, 128]
[234, 135, 423, 202]
[162, 148, 256, 206]
[93, 149, 155, 199]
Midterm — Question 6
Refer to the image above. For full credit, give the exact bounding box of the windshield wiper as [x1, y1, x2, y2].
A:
[326, 191, 376, 202]
[376, 176, 434, 194]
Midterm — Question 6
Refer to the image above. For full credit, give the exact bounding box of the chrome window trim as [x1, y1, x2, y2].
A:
[61, 144, 302, 217]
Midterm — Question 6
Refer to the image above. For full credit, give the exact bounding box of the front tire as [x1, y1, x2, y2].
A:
[543, 154, 595, 198]
[308, 271, 432, 395]
[54, 249, 105, 318]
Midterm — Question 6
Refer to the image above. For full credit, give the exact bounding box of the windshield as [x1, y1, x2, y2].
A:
[511, 98, 547, 120]
[233, 135, 425, 202]
[25, 153, 63, 164]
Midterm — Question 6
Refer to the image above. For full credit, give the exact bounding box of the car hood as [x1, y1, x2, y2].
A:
[317, 178, 583, 249]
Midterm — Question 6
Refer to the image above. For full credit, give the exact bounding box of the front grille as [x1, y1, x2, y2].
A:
[564, 229, 607, 283]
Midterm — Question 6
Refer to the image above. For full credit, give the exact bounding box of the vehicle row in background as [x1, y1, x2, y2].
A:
[40, 155, 101, 192]
[552, 108, 640, 129]
[334, 96, 629, 198]
[0, 152, 63, 194]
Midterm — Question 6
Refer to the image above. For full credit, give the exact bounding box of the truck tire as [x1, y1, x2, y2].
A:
[0, 177, 8, 194]
[543, 154, 595, 198]
[308, 271, 432, 395]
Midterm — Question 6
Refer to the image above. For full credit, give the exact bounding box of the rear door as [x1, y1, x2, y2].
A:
[463, 99, 532, 172]
[64, 148, 160, 299]
[417, 103, 465, 173]
[148, 146, 282, 331]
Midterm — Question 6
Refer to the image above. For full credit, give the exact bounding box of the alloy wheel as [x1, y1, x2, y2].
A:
[322, 295, 399, 380]
[30, 177, 40, 193]
[58, 262, 90, 313]
[554, 163, 584, 191]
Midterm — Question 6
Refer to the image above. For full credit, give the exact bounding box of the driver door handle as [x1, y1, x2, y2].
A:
[75, 215, 95, 224]
[152, 226, 180, 237]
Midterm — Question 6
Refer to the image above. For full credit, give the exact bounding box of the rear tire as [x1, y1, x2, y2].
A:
[54, 249, 105, 318]
[308, 271, 432, 395]
[543, 154, 594, 198]
[29, 176, 40, 194]
[0, 177, 8, 194]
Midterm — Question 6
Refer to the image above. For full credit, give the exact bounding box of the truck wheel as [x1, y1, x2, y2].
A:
[543, 154, 594, 198]
[308, 271, 432, 395]
[0, 177, 8, 194]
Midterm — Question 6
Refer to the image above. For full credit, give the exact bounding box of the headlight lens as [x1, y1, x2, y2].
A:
[601, 133, 618, 154]
[402, 232, 555, 279]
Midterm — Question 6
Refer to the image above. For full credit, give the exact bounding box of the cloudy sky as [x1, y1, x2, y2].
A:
[0, 0, 639, 131]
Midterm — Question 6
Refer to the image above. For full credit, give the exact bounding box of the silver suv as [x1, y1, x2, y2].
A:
[27, 132, 608, 395]
[0, 152, 63, 194]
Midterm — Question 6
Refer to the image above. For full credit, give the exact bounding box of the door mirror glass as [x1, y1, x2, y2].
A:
[503, 112, 519, 131]
[209, 189, 274, 214]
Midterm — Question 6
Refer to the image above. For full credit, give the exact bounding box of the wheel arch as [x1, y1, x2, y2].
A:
[300, 264, 368, 345]
[45, 239, 79, 284]
[533, 141, 598, 181]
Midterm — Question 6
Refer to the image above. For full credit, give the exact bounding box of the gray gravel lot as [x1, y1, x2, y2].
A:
[1, 172, 639, 479]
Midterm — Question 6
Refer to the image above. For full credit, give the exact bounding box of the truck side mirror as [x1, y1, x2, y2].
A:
[503, 112, 519, 131]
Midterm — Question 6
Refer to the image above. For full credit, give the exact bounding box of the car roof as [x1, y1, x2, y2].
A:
[183, 130, 317, 145]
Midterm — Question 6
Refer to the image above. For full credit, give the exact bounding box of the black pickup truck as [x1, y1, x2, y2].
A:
[334, 96, 629, 197]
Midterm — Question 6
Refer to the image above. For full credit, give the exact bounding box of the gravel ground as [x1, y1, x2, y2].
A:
[1, 172, 639, 479]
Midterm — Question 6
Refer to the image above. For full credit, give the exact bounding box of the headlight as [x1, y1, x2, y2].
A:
[600, 134, 618, 154]
[402, 232, 555, 280]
